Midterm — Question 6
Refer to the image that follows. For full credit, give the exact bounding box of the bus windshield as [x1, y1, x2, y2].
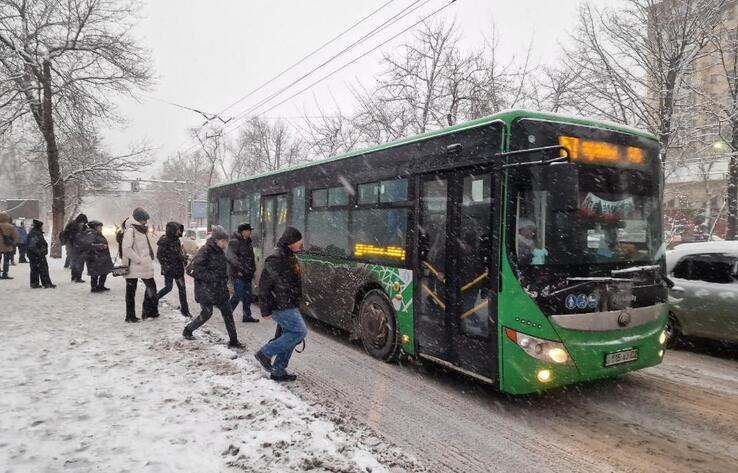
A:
[510, 141, 662, 267]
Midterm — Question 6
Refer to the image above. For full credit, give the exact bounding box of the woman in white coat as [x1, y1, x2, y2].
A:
[122, 208, 159, 323]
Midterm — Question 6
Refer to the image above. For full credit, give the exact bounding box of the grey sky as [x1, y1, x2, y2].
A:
[105, 0, 608, 167]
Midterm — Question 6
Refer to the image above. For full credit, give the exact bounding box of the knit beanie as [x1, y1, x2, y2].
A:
[211, 228, 229, 241]
[132, 207, 149, 222]
[277, 226, 303, 247]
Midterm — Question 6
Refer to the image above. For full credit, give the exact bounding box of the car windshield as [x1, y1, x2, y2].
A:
[512, 166, 662, 266]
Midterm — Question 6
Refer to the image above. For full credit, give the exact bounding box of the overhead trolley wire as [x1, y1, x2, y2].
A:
[176, 0, 438, 157]
[183, 0, 449, 155]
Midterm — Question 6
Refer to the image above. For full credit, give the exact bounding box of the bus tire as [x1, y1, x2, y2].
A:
[358, 289, 401, 362]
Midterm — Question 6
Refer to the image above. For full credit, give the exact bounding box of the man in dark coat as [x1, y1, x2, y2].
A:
[182, 229, 243, 348]
[62, 214, 88, 283]
[26, 219, 55, 288]
[254, 227, 306, 382]
[227, 223, 258, 323]
[82, 221, 113, 292]
[156, 222, 191, 317]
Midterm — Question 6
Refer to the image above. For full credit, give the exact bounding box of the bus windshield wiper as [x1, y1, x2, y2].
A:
[611, 265, 674, 289]
[545, 277, 632, 297]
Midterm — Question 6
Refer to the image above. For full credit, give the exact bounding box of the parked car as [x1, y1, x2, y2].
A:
[181, 227, 208, 257]
[665, 241, 738, 347]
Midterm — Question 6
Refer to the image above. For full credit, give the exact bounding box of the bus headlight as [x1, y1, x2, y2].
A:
[505, 328, 571, 364]
[659, 330, 667, 345]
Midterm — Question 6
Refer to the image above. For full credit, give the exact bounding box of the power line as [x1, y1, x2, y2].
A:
[217, 0, 397, 117]
[182, 0, 447, 156]
[141, 94, 233, 124]
[223, 0, 457, 143]
[173, 0, 399, 155]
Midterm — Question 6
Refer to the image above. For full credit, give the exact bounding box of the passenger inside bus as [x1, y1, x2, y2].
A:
[517, 219, 547, 265]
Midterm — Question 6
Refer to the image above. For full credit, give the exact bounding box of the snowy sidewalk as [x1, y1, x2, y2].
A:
[0, 260, 414, 472]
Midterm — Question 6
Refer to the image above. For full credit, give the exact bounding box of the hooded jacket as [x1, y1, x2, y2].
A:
[258, 230, 303, 315]
[190, 238, 230, 305]
[81, 228, 114, 276]
[26, 221, 48, 258]
[226, 231, 256, 281]
[157, 222, 187, 278]
[121, 217, 155, 279]
[0, 212, 19, 253]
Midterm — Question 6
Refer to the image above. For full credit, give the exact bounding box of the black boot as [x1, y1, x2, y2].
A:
[125, 316, 140, 323]
[182, 328, 195, 340]
[270, 373, 297, 382]
[254, 351, 273, 372]
[228, 340, 245, 349]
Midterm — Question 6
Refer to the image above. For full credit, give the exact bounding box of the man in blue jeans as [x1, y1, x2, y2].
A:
[254, 227, 306, 382]
[227, 223, 258, 323]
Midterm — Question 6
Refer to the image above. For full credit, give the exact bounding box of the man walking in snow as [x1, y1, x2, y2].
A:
[26, 219, 55, 289]
[156, 222, 191, 318]
[254, 227, 306, 382]
[182, 228, 244, 348]
[227, 223, 258, 323]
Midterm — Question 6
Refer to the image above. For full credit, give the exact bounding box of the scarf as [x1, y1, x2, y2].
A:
[132, 224, 154, 260]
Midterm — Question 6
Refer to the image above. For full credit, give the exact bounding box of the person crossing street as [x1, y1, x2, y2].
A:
[254, 227, 307, 382]
[182, 228, 244, 348]
[227, 223, 258, 323]
[156, 222, 191, 318]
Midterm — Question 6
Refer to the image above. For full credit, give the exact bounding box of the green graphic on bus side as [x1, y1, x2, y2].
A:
[297, 255, 415, 354]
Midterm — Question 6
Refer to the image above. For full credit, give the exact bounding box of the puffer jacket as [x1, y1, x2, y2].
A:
[26, 226, 48, 258]
[190, 238, 229, 305]
[157, 222, 187, 278]
[0, 212, 19, 253]
[82, 229, 114, 277]
[121, 217, 155, 279]
[258, 244, 303, 316]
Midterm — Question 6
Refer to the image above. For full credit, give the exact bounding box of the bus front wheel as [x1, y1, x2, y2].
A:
[358, 290, 401, 362]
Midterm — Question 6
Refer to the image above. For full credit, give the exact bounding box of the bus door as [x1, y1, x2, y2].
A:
[260, 194, 289, 257]
[416, 169, 497, 378]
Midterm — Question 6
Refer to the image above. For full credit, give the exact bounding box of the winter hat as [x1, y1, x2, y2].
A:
[211, 228, 229, 241]
[32, 219, 43, 229]
[237, 223, 253, 232]
[278, 226, 303, 247]
[75, 213, 88, 224]
[88, 220, 103, 229]
[132, 207, 149, 222]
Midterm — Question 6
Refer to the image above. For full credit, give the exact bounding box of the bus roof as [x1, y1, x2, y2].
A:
[210, 109, 658, 190]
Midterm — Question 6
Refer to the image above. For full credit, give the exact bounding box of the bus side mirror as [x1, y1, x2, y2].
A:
[547, 163, 579, 212]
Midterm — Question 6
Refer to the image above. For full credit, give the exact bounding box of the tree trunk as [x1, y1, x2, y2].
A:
[41, 60, 65, 257]
[727, 152, 738, 240]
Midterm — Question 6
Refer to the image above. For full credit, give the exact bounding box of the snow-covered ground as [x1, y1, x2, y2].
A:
[0, 259, 419, 472]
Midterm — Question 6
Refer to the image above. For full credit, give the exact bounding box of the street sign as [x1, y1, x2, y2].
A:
[191, 200, 208, 219]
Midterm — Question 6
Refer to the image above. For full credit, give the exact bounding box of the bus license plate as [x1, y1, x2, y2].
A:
[605, 348, 639, 367]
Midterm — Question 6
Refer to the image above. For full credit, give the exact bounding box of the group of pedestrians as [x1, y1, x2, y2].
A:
[0, 212, 55, 287]
[3, 205, 309, 383]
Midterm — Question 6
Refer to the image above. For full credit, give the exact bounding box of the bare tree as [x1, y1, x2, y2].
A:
[686, 8, 738, 239]
[0, 0, 152, 256]
[192, 125, 225, 187]
[562, 0, 725, 165]
[302, 106, 360, 159]
[230, 117, 304, 177]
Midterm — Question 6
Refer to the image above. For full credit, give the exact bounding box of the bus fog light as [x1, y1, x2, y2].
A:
[659, 330, 667, 345]
[537, 369, 552, 383]
[548, 348, 569, 364]
[658, 350, 664, 357]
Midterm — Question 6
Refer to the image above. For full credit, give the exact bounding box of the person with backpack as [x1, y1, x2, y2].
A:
[14, 220, 28, 263]
[121, 208, 158, 323]
[227, 223, 258, 323]
[63, 214, 89, 282]
[82, 220, 113, 292]
[26, 219, 55, 288]
[156, 221, 191, 317]
[182, 228, 244, 348]
[254, 227, 306, 382]
[0, 212, 19, 280]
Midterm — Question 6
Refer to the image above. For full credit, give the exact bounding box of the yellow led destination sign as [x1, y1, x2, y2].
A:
[354, 243, 406, 261]
[559, 136, 646, 167]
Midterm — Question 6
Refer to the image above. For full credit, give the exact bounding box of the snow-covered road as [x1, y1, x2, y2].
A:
[0, 260, 420, 473]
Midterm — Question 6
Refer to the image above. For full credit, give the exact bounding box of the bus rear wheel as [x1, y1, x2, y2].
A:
[358, 290, 401, 362]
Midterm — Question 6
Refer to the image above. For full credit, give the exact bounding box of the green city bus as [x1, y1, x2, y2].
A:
[208, 110, 670, 394]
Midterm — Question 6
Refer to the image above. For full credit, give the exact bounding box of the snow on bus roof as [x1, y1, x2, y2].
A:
[209, 109, 658, 191]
